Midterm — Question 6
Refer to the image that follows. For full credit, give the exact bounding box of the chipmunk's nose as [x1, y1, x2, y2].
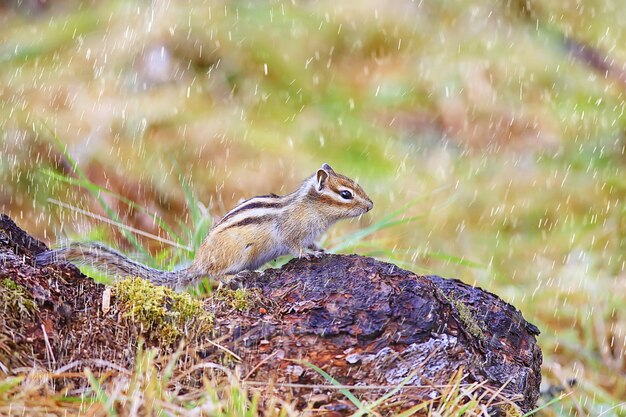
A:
[365, 199, 374, 212]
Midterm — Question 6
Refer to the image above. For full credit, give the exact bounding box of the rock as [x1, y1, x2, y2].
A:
[222, 255, 542, 412]
[0, 214, 124, 370]
[0, 214, 542, 413]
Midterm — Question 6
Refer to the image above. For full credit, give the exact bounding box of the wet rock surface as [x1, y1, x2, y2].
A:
[0, 214, 133, 370]
[0, 214, 542, 412]
[228, 255, 542, 412]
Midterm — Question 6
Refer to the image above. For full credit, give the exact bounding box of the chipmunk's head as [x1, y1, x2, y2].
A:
[309, 163, 373, 219]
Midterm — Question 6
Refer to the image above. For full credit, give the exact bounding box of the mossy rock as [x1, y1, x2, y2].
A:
[0, 277, 39, 372]
[114, 277, 213, 346]
[213, 287, 265, 312]
[0, 277, 38, 319]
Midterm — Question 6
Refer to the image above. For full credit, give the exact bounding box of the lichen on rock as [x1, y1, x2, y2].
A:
[437, 288, 486, 341]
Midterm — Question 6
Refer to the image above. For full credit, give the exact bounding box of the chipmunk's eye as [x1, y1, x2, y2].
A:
[339, 190, 353, 200]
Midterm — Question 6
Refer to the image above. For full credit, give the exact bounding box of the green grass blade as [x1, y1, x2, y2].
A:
[423, 251, 486, 269]
[175, 170, 212, 252]
[179, 173, 202, 232]
[330, 214, 424, 253]
[333, 186, 462, 251]
[85, 368, 118, 417]
[298, 360, 367, 413]
[522, 394, 570, 417]
[42, 168, 185, 246]
[45, 133, 148, 257]
[328, 186, 457, 253]
[0, 376, 23, 396]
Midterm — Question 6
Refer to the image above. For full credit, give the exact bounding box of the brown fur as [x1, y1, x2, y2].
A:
[37, 164, 373, 289]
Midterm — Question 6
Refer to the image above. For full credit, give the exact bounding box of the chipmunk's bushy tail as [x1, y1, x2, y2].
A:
[35, 242, 202, 289]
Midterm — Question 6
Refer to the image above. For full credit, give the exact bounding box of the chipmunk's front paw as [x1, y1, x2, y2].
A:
[301, 249, 324, 260]
[307, 245, 325, 258]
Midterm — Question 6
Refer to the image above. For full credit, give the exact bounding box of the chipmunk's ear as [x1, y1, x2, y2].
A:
[316, 167, 330, 191]
[321, 163, 335, 174]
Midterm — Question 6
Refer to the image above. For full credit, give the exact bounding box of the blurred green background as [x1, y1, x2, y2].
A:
[0, 0, 624, 415]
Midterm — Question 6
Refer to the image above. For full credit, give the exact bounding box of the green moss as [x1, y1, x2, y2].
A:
[214, 287, 260, 312]
[114, 277, 213, 345]
[497, 403, 523, 417]
[438, 289, 485, 341]
[0, 278, 38, 317]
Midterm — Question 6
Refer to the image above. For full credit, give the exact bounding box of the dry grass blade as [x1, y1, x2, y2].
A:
[48, 198, 192, 251]
[54, 359, 132, 375]
[0, 344, 300, 417]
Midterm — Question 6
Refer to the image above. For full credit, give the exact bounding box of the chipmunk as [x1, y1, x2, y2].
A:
[36, 163, 373, 289]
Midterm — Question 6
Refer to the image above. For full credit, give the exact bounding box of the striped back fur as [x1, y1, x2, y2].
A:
[211, 193, 295, 235]
[209, 163, 373, 236]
